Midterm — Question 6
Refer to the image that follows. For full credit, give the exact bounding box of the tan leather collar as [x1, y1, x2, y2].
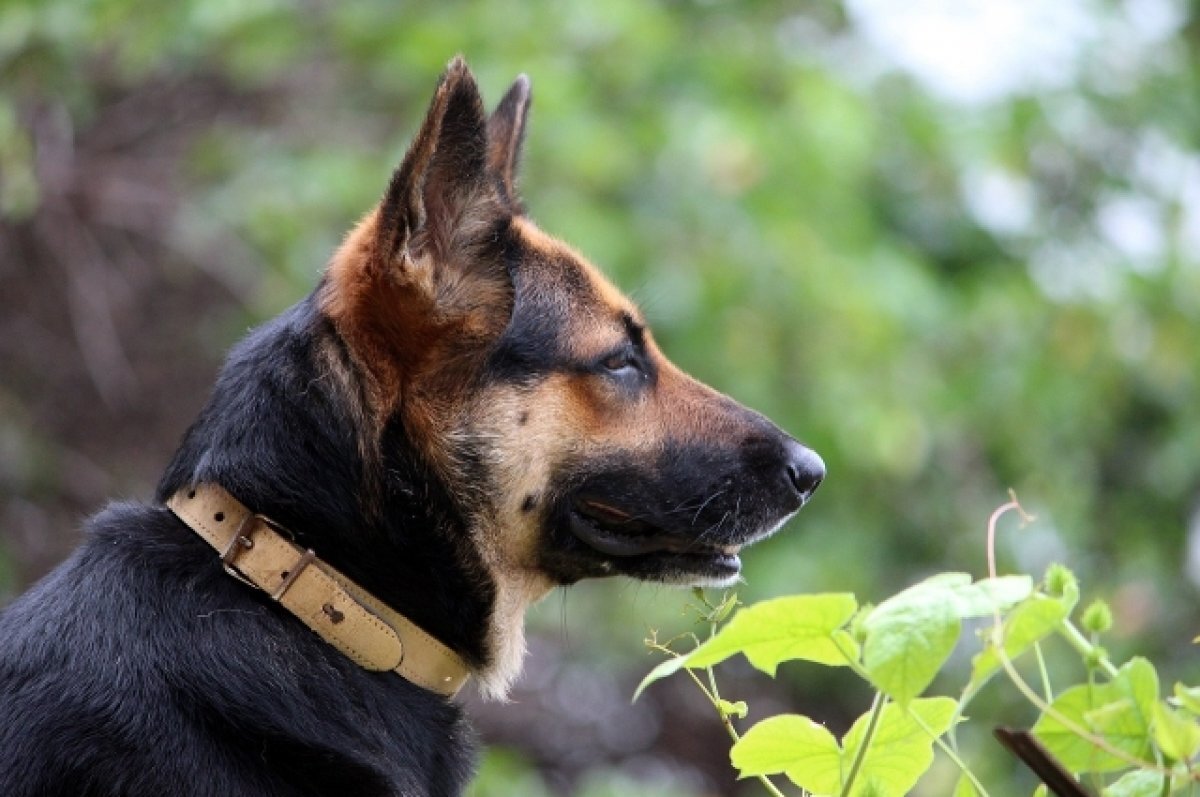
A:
[167, 483, 470, 697]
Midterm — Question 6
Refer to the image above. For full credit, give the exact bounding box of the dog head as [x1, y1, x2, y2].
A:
[125, 56, 834, 697]
[321, 58, 823, 597]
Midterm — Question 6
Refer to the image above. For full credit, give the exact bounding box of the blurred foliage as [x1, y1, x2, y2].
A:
[2, 0, 1199, 794]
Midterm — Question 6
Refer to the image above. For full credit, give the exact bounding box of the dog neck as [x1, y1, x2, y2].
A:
[156, 302, 520, 697]
[166, 482, 471, 697]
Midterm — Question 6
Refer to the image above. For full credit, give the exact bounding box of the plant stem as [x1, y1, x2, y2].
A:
[832, 626, 993, 795]
[839, 691, 885, 797]
[910, 711, 993, 797]
[995, 644, 1169, 773]
[652, 643, 792, 796]
[1033, 641, 1054, 704]
[982, 495, 1182, 778]
[700, 668, 792, 797]
[707, 620, 723, 700]
[1056, 618, 1120, 680]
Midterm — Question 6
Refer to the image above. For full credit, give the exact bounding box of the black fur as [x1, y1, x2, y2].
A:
[539, 432, 803, 585]
[0, 61, 525, 792]
[0, 59, 825, 796]
[0, 295, 482, 797]
[157, 302, 495, 667]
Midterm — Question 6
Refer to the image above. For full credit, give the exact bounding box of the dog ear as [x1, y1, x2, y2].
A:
[376, 56, 493, 270]
[487, 74, 531, 205]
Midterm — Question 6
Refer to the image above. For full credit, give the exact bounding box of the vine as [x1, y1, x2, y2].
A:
[635, 494, 1200, 797]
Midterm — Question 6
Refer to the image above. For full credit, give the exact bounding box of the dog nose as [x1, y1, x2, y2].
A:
[783, 440, 825, 504]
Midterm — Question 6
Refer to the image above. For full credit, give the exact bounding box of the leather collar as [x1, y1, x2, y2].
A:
[167, 483, 470, 697]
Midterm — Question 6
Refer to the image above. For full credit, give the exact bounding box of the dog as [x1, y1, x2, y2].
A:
[0, 57, 824, 796]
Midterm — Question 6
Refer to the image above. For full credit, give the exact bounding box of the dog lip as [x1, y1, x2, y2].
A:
[568, 500, 742, 559]
[568, 508, 675, 557]
[640, 547, 743, 582]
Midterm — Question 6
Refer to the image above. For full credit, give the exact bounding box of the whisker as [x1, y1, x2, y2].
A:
[689, 489, 725, 524]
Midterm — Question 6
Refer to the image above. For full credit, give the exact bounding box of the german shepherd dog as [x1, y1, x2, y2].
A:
[0, 58, 824, 796]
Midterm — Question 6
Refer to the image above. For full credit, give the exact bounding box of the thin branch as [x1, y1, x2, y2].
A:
[838, 691, 884, 797]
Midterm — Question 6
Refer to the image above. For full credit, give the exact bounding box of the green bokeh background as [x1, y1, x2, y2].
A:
[1, 1, 1198, 794]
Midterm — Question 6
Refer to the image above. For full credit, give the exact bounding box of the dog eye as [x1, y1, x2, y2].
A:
[601, 352, 630, 370]
[600, 351, 640, 378]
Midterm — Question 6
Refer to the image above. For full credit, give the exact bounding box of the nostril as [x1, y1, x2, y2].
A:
[784, 441, 826, 502]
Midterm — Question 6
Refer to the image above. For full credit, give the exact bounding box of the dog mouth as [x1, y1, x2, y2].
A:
[568, 498, 746, 579]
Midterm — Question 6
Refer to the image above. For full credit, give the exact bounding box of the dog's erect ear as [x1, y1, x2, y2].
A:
[487, 75, 531, 205]
[376, 56, 493, 268]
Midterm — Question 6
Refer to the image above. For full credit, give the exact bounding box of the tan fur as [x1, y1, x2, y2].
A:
[321, 211, 432, 418]
[321, 210, 511, 458]
[510, 217, 645, 356]
[508, 217, 748, 444]
[453, 379, 572, 696]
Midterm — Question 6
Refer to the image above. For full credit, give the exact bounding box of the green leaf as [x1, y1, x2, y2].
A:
[840, 697, 957, 797]
[730, 714, 842, 795]
[864, 573, 1031, 705]
[1114, 657, 1160, 730]
[1067, 658, 1156, 775]
[733, 697, 956, 797]
[1032, 680, 1153, 773]
[1068, 657, 1156, 768]
[1029, 682, 1112, 772]
[969, 594, 1070, 690]
[1085, 699, 1150, 766]
[687, 594, 859, 675]
[1173, 683, 1200, 716]
[946, 574, 1034, 618]
[1102, 769, 1175, 797]
[633, 654, 688, 701]
[913, 572, 973, 589]
[863, 580, 960, 704]
[1153, 701, 1200, 762]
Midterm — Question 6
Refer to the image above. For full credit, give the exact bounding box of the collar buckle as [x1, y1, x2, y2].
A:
[218, 513, 294, 589]
[218, 513, 257, 587]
